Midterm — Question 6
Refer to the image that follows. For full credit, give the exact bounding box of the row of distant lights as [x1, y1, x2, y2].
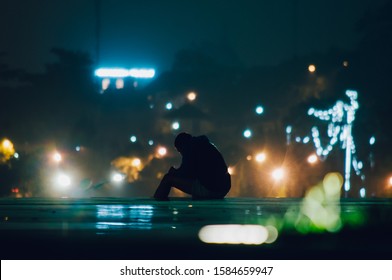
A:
[129, 136, 168, 157]
[308, 61, 349, 73]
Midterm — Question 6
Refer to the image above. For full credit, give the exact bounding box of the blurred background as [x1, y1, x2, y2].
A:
[1, 0, 391, 198]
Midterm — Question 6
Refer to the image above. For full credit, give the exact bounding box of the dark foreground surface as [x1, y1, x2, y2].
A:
[1, 197, 392, 260]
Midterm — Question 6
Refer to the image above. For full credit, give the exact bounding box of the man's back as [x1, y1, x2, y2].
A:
[190, 136, 230, 192]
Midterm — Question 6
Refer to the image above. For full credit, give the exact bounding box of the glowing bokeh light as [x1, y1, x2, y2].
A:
[228, 166, 235, 175]
[388, 176, 392, 187]
[157, 146, 167, 157]
[308, 64, 316, 73]
[198, 224, 270, 245]
[307, 153, 318, 164]
[369, 136, 376, 145]
[243, 129, 252, 138]
[187, 92, 197, 101]
[255, 105, 264, 115]
[131, 158, 141, 168]
[172, 121, 180, 130]
[56, 173, 71, 188]
[130, 136, 137, 143]
[165, 102, 173, 110]
[255, 152, 266, 163]
[111, 172, 125, 183]
[53, 152, 62, 163]
[101, 78, 110, 90]
[272, 168, 284, 181]
[115, 78, 124, 89]
[0, 138, 15, 162]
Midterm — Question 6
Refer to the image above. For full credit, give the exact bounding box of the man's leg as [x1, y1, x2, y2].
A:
[153, 174, 194, 199]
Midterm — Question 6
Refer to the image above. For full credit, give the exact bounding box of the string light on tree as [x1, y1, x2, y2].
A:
[307, 90, 359, 195]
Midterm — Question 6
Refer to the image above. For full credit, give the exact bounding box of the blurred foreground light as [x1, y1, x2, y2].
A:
[0, 138, 16, 162]
[308, 64, 316, 73]
[198, 224, 272, 245]
[228, 166, 235, 175]
[13, 152, 19, 159]
[369, 136, 376, 145]
[165, 102, 173, 110]
[272, 168, 285, 181]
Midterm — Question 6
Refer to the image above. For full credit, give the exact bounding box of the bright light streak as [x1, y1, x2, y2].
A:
[308, 64, 316, 73]
[187, 92, 197, 101]
[128, 68, 155, 78]
[272, 168, 284, 181]
[95, 68, 155, 78]
[198, 224, 270, 245]
[95, 68, 129, 78]
[255, 152, 266, 163]
[255, 105, 264, 115]
[243, 129, 252, 138]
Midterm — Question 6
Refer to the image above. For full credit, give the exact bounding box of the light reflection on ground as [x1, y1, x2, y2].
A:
[0, 196, 391, 259]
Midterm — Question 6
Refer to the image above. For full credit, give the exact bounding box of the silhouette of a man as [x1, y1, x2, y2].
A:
[154, 132, 231, 200]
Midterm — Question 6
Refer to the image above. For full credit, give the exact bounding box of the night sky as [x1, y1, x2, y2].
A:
[1, 0, 388, 73]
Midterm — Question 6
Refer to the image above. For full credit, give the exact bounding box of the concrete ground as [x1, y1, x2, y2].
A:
[1, 197, 391, 259]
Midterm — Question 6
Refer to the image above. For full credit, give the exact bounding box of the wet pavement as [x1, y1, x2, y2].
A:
[1, 197, 392, 260]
